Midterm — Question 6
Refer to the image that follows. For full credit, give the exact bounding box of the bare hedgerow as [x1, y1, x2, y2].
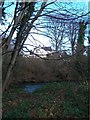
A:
[8, 55, 88, 83]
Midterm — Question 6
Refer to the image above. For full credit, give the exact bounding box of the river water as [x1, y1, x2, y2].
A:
[24, 83, 45, 93]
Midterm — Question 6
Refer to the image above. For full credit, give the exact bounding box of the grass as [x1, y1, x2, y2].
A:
[2, 81, 89, 119]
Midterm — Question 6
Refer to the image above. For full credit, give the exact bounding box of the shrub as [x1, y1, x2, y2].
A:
[5, 54, 88, 83]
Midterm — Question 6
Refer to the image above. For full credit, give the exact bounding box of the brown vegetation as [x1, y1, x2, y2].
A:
[3, 54, 88, 84]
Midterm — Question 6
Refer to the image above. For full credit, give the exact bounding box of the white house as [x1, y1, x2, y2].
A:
[33, 45, 52, 58]
[23, 45, 63, 59]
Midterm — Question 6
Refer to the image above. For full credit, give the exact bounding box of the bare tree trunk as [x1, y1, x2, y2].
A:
[0, 37, 2, 119]
[2, 46, 19, 92]
[2, 2, 25, 52]
[88, 38, 90, 81]
[71, 41, 74, 56]
[56, 39, 58, 52]
[3, 2, 47, 92]
[2, 27, 16, 49]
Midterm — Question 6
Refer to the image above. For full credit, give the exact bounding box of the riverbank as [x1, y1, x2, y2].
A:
[3, 81, 89, 119]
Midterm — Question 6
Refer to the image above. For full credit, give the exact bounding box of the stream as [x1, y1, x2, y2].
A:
[24, 83, 45, 93]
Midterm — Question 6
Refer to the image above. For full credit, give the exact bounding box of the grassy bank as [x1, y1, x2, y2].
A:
[3, 81, 89, 119]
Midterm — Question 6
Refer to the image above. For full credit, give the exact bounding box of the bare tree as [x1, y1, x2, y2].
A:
[1, 1, 89, 92]
[2, 1, 49, 92]
[66, 21, 79, 55]
[45, 18, 66, 52]
[43, 2, 89, 55]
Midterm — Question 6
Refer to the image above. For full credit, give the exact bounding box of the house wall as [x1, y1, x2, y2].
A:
[34, 48, 52, 58]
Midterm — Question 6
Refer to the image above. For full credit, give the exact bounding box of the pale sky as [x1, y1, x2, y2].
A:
[1, 1, 89, 54]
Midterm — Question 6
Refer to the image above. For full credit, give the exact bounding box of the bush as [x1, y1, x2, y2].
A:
[5, 54, 88, 84]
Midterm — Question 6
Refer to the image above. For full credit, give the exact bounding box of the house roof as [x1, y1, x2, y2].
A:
[34, 46, 52, 52]
[41, 47, 52, 51]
